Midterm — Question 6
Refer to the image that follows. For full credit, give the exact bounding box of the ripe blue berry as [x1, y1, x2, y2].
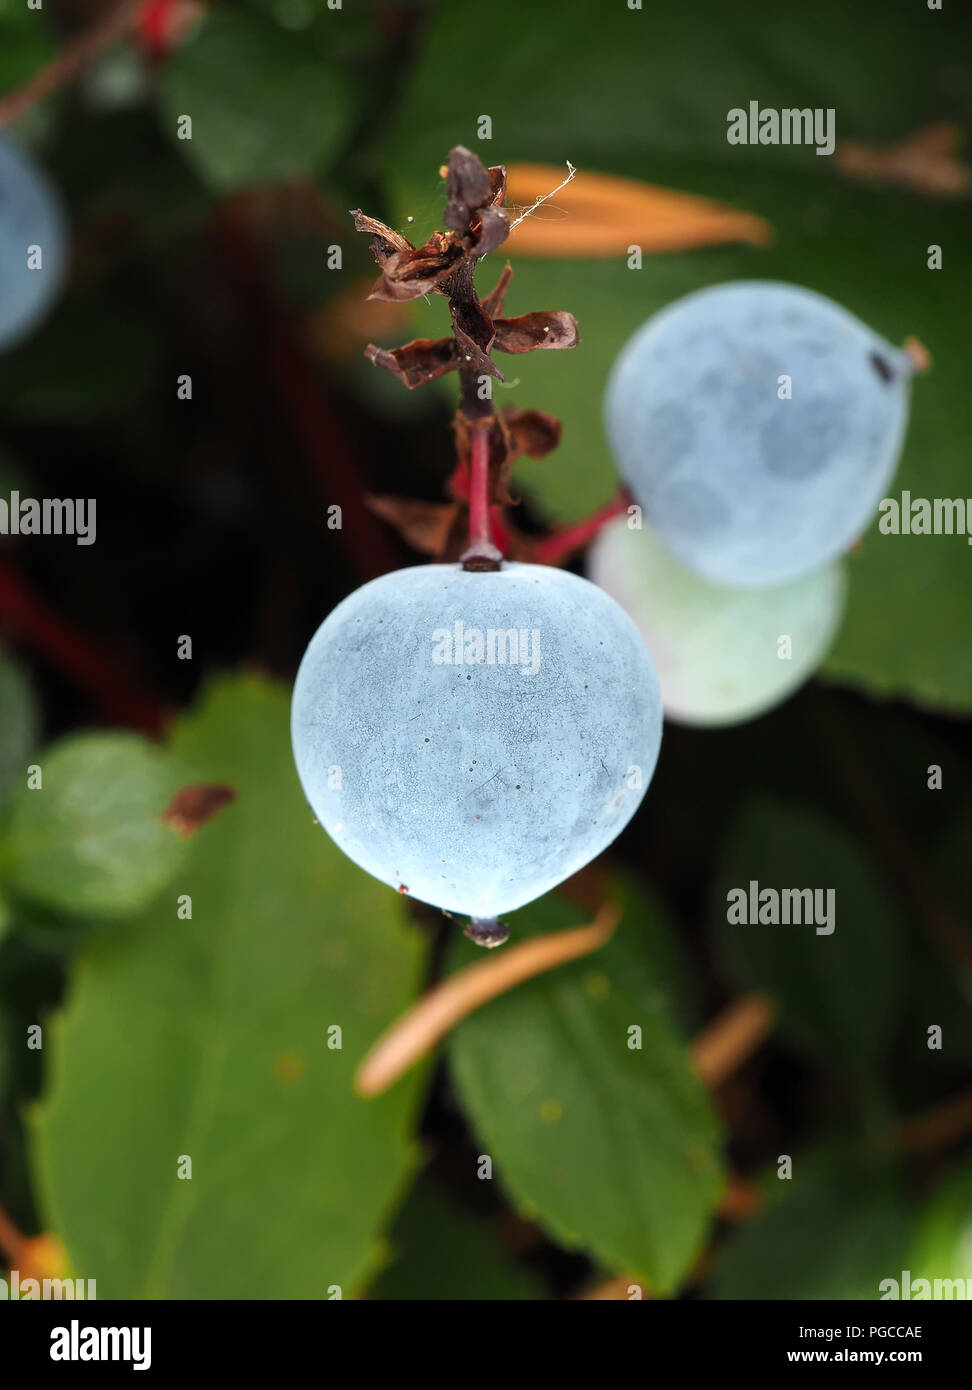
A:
[291, 562, 662, 929]
[0, 137, 67, 351]
[605, 281, 913, 587]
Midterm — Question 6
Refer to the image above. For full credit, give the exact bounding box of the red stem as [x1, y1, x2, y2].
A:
[532, 491, 629, 566]
[460, 428, 502, 570]
[0, 557, 168, 736]
[468, 430, 491, 548]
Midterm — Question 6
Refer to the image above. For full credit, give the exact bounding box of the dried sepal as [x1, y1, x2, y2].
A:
[364, 495, 461, 556]
[494, 311, 580, 354]
[443, 147, 511, 259]
[486, 165, 508, 207]
[366, 232, 463, 302]
[351, 146, 582, 564]
[504, 407, 562, 459]
[349, 210, 413, 266]
[481, 262, 513, 318]
[363, 337, 459, 389]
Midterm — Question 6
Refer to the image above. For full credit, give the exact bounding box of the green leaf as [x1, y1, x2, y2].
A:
[32, 676, 427, 1298]
[708, 1149, 913, 1300]
[383, 0, 960, 178]
[366, 1172, 543, 1300]
[907, 1158, 972, 1290]
[446, 893, 724, 1294]
[5, 732, 190, 918]
[379, 0, 972, 711]
[0, 649, 38, 807]
[157, 9, 349, 193]
[0, 8, 56, 98]
[712, 800, 902, 1089]
[607, 868, 699, 1032]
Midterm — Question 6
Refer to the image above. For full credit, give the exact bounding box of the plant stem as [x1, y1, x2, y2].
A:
[460, 426, 502, 570]
[532, 490, 630, 565]
[0, 0, 144, 130]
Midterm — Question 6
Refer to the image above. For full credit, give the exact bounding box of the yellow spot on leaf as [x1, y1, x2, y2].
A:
[583, 970, 611, 1001]
[540, 1098, 564, 1125]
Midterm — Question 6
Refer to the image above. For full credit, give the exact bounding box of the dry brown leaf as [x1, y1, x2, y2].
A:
[504, 164, 770, 257]
[363, 336, 459, 389]
[355, 903, 620, 1097]
[690, 994, 776, 1088]
[835, 123, 970, 198]
[364, 495, 461, 556]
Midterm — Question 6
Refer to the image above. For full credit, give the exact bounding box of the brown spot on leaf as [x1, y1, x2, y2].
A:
[162, 783, 237, 838]
[273, 1052, 305, 1084]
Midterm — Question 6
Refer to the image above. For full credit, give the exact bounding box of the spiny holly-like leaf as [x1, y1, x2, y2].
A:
[32, 676, 427, 1299]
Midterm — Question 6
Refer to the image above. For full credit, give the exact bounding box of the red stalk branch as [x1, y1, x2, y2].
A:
[0, 557, 167, 736]
[460, 427, 502, 570]
[532, 491, 629, 566]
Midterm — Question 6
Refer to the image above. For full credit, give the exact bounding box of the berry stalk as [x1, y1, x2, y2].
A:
[460, 426, 503, 571]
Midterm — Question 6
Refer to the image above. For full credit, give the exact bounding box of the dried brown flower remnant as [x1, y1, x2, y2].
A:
[364, 495, 463, 560]
[162, 783, 237, 838]
[350, 146, 579, 571]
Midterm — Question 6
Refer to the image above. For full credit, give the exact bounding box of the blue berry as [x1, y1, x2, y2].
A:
[291, 562, 662, 925]
[605, 281, 913, 587]
[0, 137, 67, 351]
[588, 518, 846, 727]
